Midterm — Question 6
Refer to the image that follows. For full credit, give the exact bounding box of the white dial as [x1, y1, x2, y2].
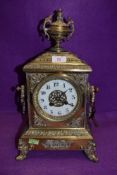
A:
[38, 79, 78, 117]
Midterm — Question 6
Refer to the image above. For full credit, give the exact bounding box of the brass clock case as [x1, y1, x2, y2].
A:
[33, 73, 83, 122]
[16, 10, 99, 162]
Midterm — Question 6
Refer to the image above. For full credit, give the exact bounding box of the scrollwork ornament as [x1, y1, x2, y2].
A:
[33, 112, 47, 127]
[67, 112, 85, 128]
[68, 73, 88, 87]
[27, 73, 48, 92]
[24, 128, 91, 138]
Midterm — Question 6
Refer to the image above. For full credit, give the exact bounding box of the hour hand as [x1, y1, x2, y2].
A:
[49, 102, 54, 106]
[64, 101, 74, 107]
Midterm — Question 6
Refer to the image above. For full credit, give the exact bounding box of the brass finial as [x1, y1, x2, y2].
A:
[43, 9, 74, 52]
[56, 9, 63, 21]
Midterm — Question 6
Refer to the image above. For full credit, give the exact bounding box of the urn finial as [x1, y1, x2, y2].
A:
[43, 9, 74, 52]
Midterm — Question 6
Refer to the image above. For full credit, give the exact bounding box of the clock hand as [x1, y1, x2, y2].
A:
[58, 89, 69, 101]
[64, 101, 74, 107]
[49, 102, 54, 106]
[62, 89, 69, 94]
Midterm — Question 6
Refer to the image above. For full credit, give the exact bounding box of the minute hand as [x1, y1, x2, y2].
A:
[61, 89, 69, 94]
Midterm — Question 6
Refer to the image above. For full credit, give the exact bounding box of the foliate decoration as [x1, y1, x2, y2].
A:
[33, 112, 47, 127]
[83, 141, 98, 162]
[24, 64, 91, 72]
[68, 73, 88, 87]
[42, 140, 72, 149]
[67, 112, 85, 128]
[24, 128, 92, 139]
[27, 73, 48, 92]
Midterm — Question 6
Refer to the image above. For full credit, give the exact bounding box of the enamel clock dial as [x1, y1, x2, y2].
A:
[33, 74, 82, 121]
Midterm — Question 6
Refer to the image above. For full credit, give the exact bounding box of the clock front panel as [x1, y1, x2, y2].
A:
[27, 73, 88, 128]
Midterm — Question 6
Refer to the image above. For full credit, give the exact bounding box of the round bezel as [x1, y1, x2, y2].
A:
[33, 74, 82, 122]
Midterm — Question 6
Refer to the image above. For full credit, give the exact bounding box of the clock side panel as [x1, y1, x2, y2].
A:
[26, 72, 89, 129]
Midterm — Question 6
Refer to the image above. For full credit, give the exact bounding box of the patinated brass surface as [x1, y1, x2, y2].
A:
[23, 51, 92, 73]
[23, 128, 92, 139]
[16, 9, 98, 162]
[43, 9, 74, 52]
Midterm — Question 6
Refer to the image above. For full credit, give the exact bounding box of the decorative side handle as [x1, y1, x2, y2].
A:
[16, 85, 26, 115]
[67, 17, 74, 40]
[88, 85, 99, 127]
[43, 15, 52, 40]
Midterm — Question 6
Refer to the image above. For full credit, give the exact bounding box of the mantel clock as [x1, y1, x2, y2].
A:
[16, 9, 99, 161]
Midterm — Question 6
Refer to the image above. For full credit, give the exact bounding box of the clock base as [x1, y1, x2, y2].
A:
[16, 128, 98, 162]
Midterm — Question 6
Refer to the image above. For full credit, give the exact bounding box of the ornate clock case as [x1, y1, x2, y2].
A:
[16, 9, 99, 161]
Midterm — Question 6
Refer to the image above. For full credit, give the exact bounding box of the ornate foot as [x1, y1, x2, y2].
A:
[83, 141, 98, 162]
[16, 139, 29, 160]
[16, 152, 27, 160]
